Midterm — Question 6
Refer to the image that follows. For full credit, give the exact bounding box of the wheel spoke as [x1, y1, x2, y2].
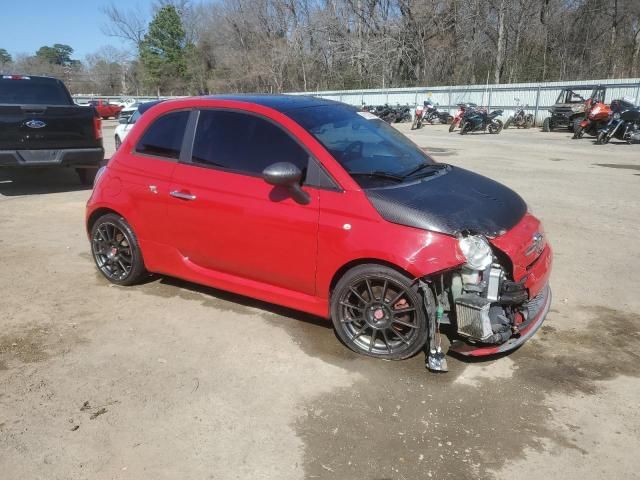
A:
[392, 307, 416, 315]
[369, 329, 377, 352]
[352, 324, 368, 340]
[381, 280, 388, 303]
[349, 287, 368, 305]
[381, 329, 392, 353]
[365, 278, 375, 301]
[387, 289, 405, 306]
[340, 300, 363, 311]
[390, 327, 411, 344]
[341, 316, 362, 324]
[392, 319, 418, 329]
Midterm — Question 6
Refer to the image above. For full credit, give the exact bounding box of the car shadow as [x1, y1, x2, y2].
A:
[0, 167, 91, 196]
[152, 275, 332, 330]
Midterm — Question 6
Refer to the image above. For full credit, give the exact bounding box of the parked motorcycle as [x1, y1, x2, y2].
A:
[449, 103, 477, 132]
[459, 109, 504, 135]
[595, 99, 640, 144]
[413, 101, 451, 129]
[504, 98, 534, 129]
[572, 98, 611, 139]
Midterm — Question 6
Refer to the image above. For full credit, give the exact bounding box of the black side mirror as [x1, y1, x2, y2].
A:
[262, 162, 310, 205]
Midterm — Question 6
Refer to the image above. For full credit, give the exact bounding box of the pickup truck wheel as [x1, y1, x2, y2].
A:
[542, 117, 551, 132]
[76, 167, 98, 185]
[331, 265, 428, 360]
[91, 213, 146, 286]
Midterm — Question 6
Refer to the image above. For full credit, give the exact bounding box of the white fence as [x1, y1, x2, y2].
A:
[290, 78, 640, 125]
[73, 78, 640, 126]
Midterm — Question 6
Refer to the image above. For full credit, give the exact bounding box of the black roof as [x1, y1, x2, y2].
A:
[203, 94, 344, 113]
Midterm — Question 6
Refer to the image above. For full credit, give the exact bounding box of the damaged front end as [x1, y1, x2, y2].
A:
[423, 220, 552, 369]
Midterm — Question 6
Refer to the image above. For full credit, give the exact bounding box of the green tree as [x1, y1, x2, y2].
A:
[139, 5, 190, 94]
[0, 48, 12, 64]
[35, 44, 75, 65]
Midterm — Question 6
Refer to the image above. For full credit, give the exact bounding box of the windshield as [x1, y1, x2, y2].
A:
[287, 104, 435, 187]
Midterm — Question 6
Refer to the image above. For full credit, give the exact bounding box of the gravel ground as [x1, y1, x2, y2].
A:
[1, 119, 639, 480]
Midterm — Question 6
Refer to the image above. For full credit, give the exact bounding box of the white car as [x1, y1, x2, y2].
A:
[114, 109, 139, 150]
[114, 100, 163, 150]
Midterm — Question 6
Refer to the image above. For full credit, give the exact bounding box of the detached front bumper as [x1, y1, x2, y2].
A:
[448, 283, 551, 357]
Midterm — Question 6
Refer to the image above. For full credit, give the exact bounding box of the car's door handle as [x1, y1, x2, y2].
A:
[170, 190, 197, 201]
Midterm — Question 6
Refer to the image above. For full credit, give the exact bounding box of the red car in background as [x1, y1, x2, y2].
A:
[86, 95, 552, 370]
[89, 99, 123, 119]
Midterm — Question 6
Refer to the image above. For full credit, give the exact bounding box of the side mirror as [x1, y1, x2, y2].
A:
[262, 162, 310, 205]
[118, 117, 128, 124]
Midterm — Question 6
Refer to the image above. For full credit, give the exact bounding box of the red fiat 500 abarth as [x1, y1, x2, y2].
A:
[86, 96, 552, 362]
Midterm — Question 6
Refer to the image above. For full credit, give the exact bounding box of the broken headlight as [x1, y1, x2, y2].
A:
[458, 235, 493, 270]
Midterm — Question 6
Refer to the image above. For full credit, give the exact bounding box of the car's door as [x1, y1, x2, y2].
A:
[117, 110, 190, 245]
[167, 108, 322, 295]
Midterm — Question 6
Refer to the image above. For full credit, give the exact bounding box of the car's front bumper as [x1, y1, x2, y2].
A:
[0, 148, 104, 167]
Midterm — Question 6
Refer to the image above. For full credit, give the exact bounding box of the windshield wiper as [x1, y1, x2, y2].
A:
[401, 162, 447, 179]
[349, 171, 404, 182]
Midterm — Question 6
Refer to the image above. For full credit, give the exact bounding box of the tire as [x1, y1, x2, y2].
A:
[115, 135, 122, 150]
[448, 122, 456, 133]
[504, 118, 512, 129]
[524, 115, 534, 128]
[459, 122, 469, 135]
[331, 264, 429, 360]
[572, 125, 584, 140]
[76, 167, 98, 185]
[90, 213, 146, 286]
[542, 117, 551, 132]
[596, 131, 609, 145]
[489, 119, 503, 134]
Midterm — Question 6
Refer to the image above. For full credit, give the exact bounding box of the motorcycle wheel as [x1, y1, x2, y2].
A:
[596, 131, 609, 145]
[448, 123, 456, 133]
[459, 122, 468, 135]
[524, 115, 534, 129]
[572, 126, 584, 139]
[504, 118, 512, 129]
[411, 118, 418, 130]
[489, 119, 503, 134]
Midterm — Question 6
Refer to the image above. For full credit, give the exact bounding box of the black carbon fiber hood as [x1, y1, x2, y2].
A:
[366, 166, 527, 237]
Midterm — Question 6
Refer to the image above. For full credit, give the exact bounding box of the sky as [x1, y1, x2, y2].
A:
[0, 0, 156, 60]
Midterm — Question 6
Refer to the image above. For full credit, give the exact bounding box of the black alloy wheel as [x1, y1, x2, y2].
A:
[331, 265, 429, 360]
[91, 214, 146, 286]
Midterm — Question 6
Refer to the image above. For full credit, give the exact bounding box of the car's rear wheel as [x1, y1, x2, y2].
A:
[115, 135, 122, 150]
[331, 265, 429, 360]
[91, 213, 146, 286]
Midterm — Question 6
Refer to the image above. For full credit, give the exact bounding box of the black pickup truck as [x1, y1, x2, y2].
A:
[0, 75, 104, 184]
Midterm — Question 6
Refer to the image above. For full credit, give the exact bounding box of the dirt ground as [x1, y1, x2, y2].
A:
[1, 119, 639, 480]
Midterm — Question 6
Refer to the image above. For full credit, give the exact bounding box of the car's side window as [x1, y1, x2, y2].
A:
[191, 110, 309, 176]
[135, 110, 189, 160]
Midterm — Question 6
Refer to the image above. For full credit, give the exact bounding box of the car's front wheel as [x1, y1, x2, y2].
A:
[90, 213, 146, 286]
[331, 265, 429, 360]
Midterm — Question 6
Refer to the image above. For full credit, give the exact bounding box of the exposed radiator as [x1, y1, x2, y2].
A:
[455, 294, 493, 340]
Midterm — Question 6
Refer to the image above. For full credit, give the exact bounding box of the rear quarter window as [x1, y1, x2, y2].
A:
[135, 110, 190, 160]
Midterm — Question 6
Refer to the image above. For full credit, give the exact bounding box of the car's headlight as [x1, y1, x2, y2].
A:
[458, 235, 493, 270]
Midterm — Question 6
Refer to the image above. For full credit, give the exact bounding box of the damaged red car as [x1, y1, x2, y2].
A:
[86, 96, 552, 370]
